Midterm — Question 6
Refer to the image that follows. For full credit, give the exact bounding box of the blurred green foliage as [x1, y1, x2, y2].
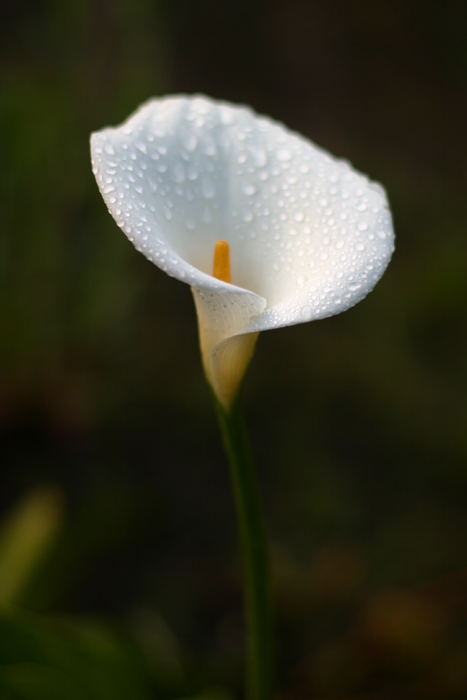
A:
[1, 0, 467, 698]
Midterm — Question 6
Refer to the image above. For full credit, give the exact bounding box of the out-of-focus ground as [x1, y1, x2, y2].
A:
[1, 1, 467, 698]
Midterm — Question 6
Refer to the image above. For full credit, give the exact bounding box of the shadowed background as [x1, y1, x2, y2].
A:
[1, 1, 467, 698]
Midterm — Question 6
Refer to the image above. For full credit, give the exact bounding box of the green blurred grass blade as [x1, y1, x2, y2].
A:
[0, 608, 152, 700]
[0, 488, 63, 606]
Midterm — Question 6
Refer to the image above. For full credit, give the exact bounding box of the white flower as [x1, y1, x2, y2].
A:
[91, 95, 394, 409]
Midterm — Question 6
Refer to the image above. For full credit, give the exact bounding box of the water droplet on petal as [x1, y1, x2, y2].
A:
[173, 163, 185, 183]
[276, 148, 292, 162]
[219, 108, 234, 125]
[249, 144, 267, 167]
[241, 181, 257, 196]
[203, 136, 217, 155]
[202, 176, 215, 198]
[182, 133, 197, 152]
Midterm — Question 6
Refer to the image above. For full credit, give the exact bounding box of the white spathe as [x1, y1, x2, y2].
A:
[91, 95, 394, 408]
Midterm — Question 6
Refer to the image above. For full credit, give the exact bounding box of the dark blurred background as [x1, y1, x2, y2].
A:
[1, 1, 467, 698]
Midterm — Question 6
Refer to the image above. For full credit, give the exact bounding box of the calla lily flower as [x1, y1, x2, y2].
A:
[91, 96, 394, 408]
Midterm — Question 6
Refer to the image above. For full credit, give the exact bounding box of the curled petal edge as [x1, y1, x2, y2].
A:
[192, 286, 266, 409]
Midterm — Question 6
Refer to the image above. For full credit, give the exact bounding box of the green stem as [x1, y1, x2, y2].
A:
[215, 396, 273, 700]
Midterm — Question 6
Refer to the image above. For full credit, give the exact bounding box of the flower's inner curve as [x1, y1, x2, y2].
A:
[212, 240, 231, 284]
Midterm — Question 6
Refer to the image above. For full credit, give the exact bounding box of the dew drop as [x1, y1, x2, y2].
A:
[203, 137, 216, 155]
[173, 163, 185, 183]
[202, 176, 215, 198]
[249, 145, 267, 167]
[104, 144, 115, 155]
[242, 181, 257, 196]
[219, 108, 234, 125]
[276, 148, 292, 162]
[182, 133, 197, 152]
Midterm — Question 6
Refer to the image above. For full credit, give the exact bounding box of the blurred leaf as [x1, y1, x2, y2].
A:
[129, 608, 184, 688]
[174, 686, 234, 700]
[0, 663, 87, 700]
[0, 488, 63, 607]
[0, 608, 152, 700]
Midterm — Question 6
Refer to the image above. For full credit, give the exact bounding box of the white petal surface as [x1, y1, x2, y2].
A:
[91, 95, 393, 327]
[91, 95, 394, 406]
